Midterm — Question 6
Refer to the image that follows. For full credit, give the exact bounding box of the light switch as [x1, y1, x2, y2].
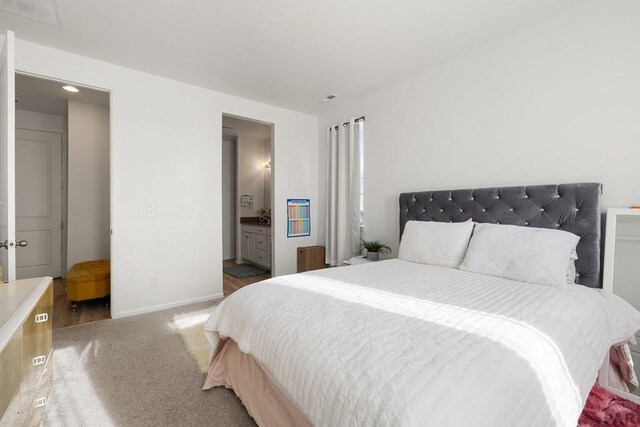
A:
[146, 205, 159, 217]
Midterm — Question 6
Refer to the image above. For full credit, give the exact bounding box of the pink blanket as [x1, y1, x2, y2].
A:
[579, 385, 640, 426]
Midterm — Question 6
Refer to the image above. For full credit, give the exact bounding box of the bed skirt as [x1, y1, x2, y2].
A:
[202, 339, 311, 427]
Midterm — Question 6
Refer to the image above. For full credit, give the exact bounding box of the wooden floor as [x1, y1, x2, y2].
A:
[223, 259, 270, 296]
[51, 260, 265, 329]
[52, 278, 111, 330]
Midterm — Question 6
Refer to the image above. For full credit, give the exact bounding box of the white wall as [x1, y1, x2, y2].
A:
[317, 0, 640, 255]
[15, 39, 318, 317]
[16, 109, 65, 132]
[221, 138, 236, 260]
[67, 100, 110, 272]
[263, 138, 272, 210]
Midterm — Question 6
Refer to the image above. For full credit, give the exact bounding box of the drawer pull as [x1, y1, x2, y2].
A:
[35, 313, 49, 323]
[32, 355, 46, 366]
[34, 397, 47, 408]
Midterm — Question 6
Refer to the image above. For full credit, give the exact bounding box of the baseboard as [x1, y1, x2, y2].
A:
[115, 293, 224, 319]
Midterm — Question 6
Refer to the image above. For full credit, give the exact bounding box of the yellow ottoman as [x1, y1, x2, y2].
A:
[67, 260, 111, 308]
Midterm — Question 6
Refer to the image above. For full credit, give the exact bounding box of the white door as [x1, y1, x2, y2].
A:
[0, 31, 16, 282]
[15, 128, 62, 279]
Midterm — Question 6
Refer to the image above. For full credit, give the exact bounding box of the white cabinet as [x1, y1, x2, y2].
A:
[241, 232, 255, 263]
[241, 225, 271, 269]
[601, 208, 640, 402]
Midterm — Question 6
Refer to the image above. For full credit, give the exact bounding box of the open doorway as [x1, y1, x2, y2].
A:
[221, 114, 273, 295]
[15, 74, 111, 328]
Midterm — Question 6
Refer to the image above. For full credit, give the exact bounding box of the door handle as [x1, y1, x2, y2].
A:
[0, 240, 28, 249]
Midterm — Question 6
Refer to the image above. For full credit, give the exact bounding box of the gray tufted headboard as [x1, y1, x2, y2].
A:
[399, 183, 603, 288]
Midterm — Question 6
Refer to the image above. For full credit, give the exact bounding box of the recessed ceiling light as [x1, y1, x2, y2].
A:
[63, 85, 79, 93]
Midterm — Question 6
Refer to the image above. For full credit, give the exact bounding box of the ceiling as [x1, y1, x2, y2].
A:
[15, 73, 109, 116]
[0, 0, 587, 114]
[222, 116, 271, 141]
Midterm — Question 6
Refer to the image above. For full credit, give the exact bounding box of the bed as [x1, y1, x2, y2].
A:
[203, 182, 640, 426]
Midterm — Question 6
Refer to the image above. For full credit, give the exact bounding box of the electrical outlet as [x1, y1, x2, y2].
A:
[150, 277, 159, 288]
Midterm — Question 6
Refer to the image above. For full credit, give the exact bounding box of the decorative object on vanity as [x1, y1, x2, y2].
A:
[297, 246, 326, 273]
[360, 240, 390, 261]
[287, 199, 310, 238]
[258, 208, 271, 225]
[399, 182, 602, 287]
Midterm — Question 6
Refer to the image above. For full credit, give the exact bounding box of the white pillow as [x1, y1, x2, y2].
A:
[458, 223, 580, 287]
[398, 220, 474, 268]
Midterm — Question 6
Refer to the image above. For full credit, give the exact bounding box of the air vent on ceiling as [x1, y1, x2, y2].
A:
[222, 125, 234, 130]
[321, 94, 338, 103]
[0, 0, 62, 26]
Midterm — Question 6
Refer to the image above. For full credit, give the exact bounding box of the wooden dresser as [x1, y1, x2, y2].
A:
[0, 277, 53, 426]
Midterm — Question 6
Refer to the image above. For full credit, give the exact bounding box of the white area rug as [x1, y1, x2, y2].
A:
[171, 308, 214, 374]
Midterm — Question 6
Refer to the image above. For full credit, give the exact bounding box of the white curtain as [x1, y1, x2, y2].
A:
[325, 119, 362, 266]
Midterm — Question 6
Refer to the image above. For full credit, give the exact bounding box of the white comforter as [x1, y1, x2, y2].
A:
[204, 259, 640, 427]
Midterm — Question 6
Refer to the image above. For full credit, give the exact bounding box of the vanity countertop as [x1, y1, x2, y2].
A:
[240, 217, 271, 227]
[0, 276, 52, 350]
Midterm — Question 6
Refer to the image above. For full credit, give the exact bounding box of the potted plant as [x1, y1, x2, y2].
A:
[361, 240, 391, 261]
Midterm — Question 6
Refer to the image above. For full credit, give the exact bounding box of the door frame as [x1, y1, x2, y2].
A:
[1, 31, 16, 281]
[221, 136, 237, 261]
[221, 113, 275, 274]
[15, 70, 119, 318]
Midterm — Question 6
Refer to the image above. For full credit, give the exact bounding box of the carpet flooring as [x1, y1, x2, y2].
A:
[42, 301, 256, 427]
